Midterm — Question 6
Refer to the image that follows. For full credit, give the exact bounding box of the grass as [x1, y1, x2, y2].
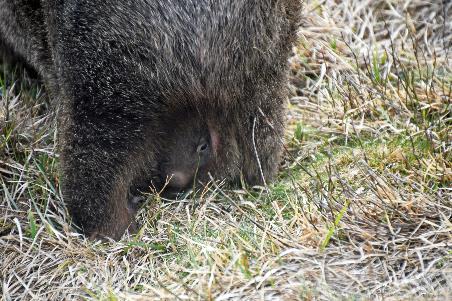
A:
[1, 0, 451, 300]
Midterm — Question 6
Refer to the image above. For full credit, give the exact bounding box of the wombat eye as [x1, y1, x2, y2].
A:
[196, 139, 209, 153]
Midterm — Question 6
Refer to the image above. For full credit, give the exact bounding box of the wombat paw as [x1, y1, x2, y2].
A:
[89, 230, 110, 242]
[87, 218, 139, 242]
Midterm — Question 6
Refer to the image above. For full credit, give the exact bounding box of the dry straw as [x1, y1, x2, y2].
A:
[1, 0, 451, 300]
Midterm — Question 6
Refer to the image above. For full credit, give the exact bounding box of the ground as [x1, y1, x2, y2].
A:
[1, 0, 451, 300]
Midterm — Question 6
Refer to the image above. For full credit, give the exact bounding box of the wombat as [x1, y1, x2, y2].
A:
[0, 0, 301, 240]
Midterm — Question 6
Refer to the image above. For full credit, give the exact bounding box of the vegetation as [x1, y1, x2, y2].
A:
[1, 0, 450, 300]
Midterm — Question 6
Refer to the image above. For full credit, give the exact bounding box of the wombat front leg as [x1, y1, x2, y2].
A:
[60, 118, 145, 240]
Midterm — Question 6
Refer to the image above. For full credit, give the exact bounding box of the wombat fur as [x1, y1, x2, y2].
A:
[0, 0, 301, 240]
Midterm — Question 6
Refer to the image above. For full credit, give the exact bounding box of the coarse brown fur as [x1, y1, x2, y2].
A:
[0, 0, 301, 240]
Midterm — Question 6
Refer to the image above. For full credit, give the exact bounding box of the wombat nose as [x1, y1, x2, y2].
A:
[127, 195, 146, 213]
[168, 171, 191, 188]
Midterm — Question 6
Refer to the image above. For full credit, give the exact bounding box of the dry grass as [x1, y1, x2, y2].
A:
[1, 0, 451, 300]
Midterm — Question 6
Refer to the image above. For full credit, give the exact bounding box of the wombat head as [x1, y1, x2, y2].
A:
[127, 107, 240, 198]
[159, 110, 218, 191]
